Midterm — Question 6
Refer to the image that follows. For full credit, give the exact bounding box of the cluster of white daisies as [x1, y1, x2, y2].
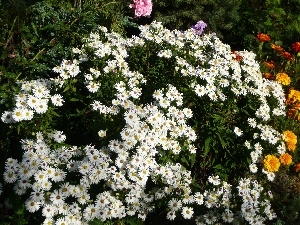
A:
[2, 129, 275, 225]
[1, 78, 64, 123]
[0, 21, 287, 224]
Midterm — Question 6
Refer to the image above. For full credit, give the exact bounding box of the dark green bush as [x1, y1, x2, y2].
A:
[151, 0, 300, 51]
[0, 1, 133, 223]
[152, 0, 241, 39]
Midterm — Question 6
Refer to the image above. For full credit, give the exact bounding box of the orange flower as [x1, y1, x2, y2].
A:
[279, 153, 292, 166]
[281, 51, 294, 61]
[286, 89, 300, 105]
[257, 33, 271, 42]
[283, 130, 297, 151]
[287, 143, 297, 152]
[275, 72, 291, 85]
[271, 44, 284, 52]
[292, 42, 300, 52]
[232, 51, 243, 61]
[263, 154, 280, 172]
[264, 61, 276, 69]
[287, 108, 297, 119]
[295, 163, 300, 172]
[287, 109, 300, 121]
[263, 72, 273, 79]
[293, 103, 300, 110]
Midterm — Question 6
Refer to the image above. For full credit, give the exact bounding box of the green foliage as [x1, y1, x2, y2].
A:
[271, 170, 300, 224]
[228, 0, 300, 50]
[0, 0, 134, 223]
[0, 20, 287, 224]
[0, 0, 134, 135]
[152, 0, 242, 39]
[1, 0, 300, 224]
[151, 0, 300, 51]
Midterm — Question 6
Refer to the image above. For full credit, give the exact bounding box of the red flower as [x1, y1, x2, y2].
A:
[292, 42, 300, 52]
[264, 61, 276, 69]
[256, 33, 271, 42]
[281, 51, 294, 61]
[232, 51, 243, 61]
[263, 72, 273, 79]
[295, 163, 300, 173]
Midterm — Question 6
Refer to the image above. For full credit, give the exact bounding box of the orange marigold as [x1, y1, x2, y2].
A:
[286, 89, 300, 105]
[292, 42, 300, 52]
[295, 163, 300, 172]
[263, 154, 280, 172]
[275, 72, 291, 85]
[293, 103, 300, 110]
[281, 51, 294, 61]
[257, 33, 271, 42]
[279, 153, 293, 166]
[264, 61, 276, 69]
[287, 143, 297, 152]
[283, 130, 297, 151]
[271, 44, 284, 52]
[263, 72, 273, 79]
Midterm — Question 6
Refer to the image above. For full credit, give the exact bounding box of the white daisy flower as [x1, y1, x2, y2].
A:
[181, 206, 194, 219]
[234, 127, 243, 136]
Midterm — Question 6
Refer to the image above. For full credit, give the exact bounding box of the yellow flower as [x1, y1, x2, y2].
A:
[279, 153, 292, 166]
[263, 154, 280, 172]
[283, 130, 297, 151]
[293, 103, 300, 110]
[286, 89, 300, 105]
[275, 73, 291, 85]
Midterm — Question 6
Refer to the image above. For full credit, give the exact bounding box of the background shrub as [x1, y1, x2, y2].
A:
[0, 0, 133, 223]
[1, 0, 300, 224]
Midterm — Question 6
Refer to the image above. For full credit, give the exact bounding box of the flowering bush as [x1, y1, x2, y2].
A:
[249, 30, 300, 223]
[1, 21, 296, 224]
[129, 0, 152, 17]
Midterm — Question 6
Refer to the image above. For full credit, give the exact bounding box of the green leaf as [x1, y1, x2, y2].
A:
[70, 98, 79, 101]
[16, 205, 25, 215]
[76, 108, 86, 115]
[88, 218, 104, 225]
[212, 113, 222, 121]
[189, 154, 196, 167]
[63, 85, 70, 92]
[31, 22, 39, 37]
[213, 164, 223, 170]
[17, 124, 21, 134]
[204, 137, 211, 156]
[126, 218, 144, 225]
[217, 133, 226, 149]
[23, 25, 30, 34]
[51, 110, 60, 117]
[181, 156, 188, 164]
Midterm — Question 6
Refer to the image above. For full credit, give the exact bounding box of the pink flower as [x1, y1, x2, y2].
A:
[129, 0, 152, 17]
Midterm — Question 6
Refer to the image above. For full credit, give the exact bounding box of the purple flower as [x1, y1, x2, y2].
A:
[191, 20, 207, 35]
